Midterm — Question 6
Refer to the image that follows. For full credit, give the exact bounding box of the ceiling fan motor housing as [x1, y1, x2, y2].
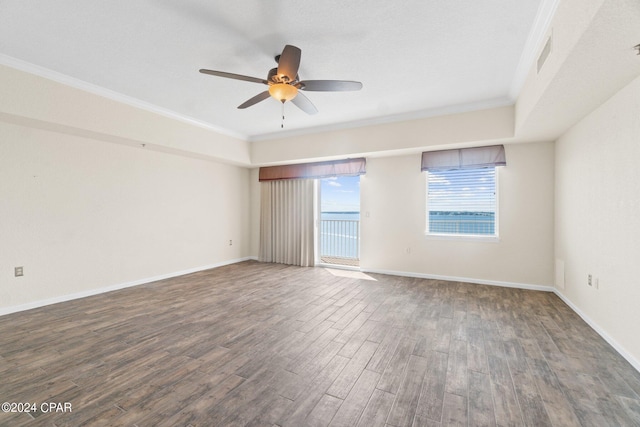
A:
[268, 68, 298, 85]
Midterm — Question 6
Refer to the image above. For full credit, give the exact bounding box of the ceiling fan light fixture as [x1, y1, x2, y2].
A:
[200, 44, 361, 115]
[269, 83, 298, 102]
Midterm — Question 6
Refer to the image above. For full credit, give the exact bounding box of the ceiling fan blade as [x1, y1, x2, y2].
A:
[299, 80, 363, 91]
[291, 92, 318, 115]
[237, 91, 271, 109]
[199, 69, 268, 85]
[277, 45, 301, 82]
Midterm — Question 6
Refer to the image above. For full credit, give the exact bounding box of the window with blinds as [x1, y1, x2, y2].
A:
[426, 167, 497, 236]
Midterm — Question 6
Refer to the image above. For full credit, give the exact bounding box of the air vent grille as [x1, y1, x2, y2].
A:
[537, 35, 552, 73]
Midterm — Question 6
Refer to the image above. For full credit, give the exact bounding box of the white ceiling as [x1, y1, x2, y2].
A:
[0, 0, 552, 141]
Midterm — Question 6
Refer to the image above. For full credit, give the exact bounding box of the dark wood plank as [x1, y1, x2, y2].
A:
[376, 337, 416, 394]
[618, 395, 640, 425]
[386, 354, 428, 426]
[527, 357, 581, 427]
[281, 354, 350, 427]
[306, 394, 343, 427]
[487, 355, 524, 427]
[0, 260, 638, 427]
[414, 350, 448, 425]
[441, 392, 467, 426]
[338, 319, 377, 359]
[356, 388, 395, 427]
[329, 368, 380, 427]
[366, 329, 403, 373]
[468, 370, 496, 427]
[445, 339, 468, 397]
[327, 340, 378, 400]
[467, 326, 489, 374]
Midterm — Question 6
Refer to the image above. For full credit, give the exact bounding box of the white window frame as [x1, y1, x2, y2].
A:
[424, 167, 500, 242]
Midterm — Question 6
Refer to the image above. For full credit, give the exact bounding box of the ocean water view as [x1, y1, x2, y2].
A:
[321, 212, 360, 221]
[319, 211, 495, 261]
[429, 211, 495, 235]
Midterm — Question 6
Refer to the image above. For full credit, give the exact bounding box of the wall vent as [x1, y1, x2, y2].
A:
[537, 34, 552, 73]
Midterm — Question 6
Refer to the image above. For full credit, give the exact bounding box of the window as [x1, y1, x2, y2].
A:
[421, 145, 505, 238]
[426, 167, 497, 236]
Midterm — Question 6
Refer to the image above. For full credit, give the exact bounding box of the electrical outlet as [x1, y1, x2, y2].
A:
[229, 240, 233, 246]
[595, 277, 599, 289]
[15, 266, 23, 277]
[588, 274, 592, 286]
[405, 247, 411, 254]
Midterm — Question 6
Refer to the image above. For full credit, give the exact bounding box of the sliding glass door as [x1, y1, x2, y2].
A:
[317, 176, 361, 267]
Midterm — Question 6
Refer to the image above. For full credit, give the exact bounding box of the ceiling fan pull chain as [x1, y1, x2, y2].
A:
[281, 101, 285, 129]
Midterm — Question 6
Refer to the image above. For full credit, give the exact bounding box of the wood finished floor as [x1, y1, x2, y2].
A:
[1, 261, 640, 427]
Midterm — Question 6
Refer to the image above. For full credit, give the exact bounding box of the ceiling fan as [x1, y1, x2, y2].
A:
[199, 45, 362, 116]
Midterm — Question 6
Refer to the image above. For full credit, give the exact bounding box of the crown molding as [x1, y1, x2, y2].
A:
[0, 54, 248, 141]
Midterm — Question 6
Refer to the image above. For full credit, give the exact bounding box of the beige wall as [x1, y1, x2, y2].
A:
[515, 0, 640, 142]
[515, 0, 605, 134]
[249, 168, 261, 257]
[359, 142, 555, 287]
[555, 74, 640, 364]
[0, 65, 251, 165]
[251, 105, 514, 165]
[249, 141, 555, 287]
[0, 121, 252, 311]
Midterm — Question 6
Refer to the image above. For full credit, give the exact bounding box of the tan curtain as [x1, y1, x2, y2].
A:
[259, 157, 366, 181]
[259, 179, 315, 267]
[421, 145, 506, 171]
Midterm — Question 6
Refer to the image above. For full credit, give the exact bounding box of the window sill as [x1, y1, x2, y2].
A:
[424, 232, 500, 243]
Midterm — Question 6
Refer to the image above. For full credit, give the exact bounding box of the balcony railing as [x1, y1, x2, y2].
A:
[429, 220, 495, 235]
[319, 219, 359, 266]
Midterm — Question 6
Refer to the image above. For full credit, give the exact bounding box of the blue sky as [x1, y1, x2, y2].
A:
[319, 170, 494, 213]
[427, 169, 496, 212]
[320, 176, 360, 212]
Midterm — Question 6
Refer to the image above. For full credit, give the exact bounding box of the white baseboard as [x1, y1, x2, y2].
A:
[553, 289, 640, 373]
[0, 257, 254, 317]
[316, 262, 360, 272]
[360, 267, 555, 292]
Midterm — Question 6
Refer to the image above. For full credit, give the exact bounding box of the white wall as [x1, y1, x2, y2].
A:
[0, 121, 252, 311]
[555, 74, 640, 365]
[360, 141, 555, 287]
